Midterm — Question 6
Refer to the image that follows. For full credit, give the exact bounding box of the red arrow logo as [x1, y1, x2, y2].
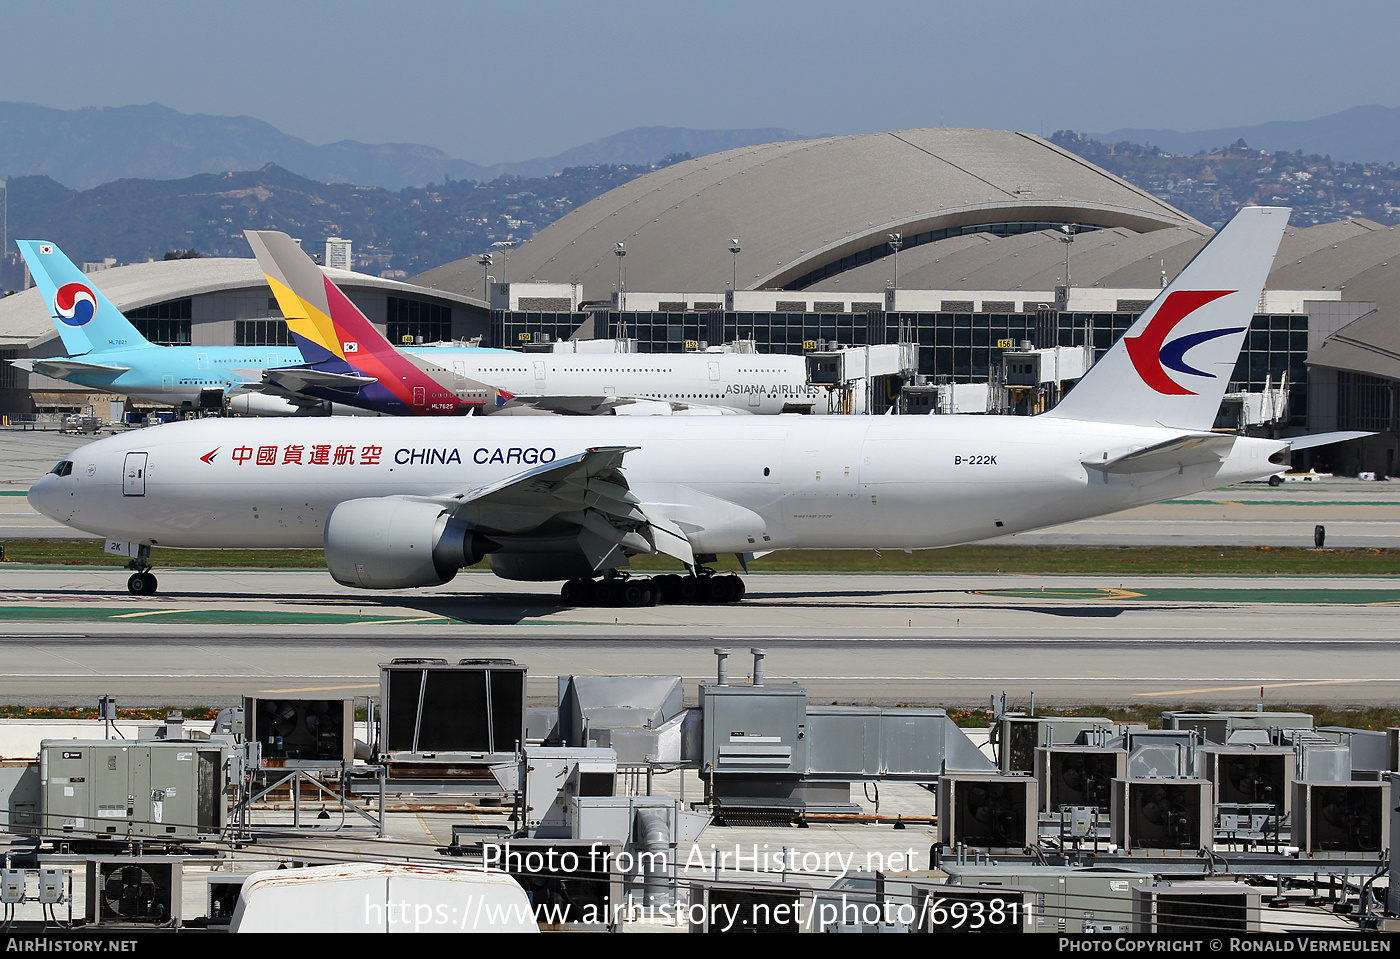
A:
[1124, 290, 1235, 395]
[200, 448, 219, 464]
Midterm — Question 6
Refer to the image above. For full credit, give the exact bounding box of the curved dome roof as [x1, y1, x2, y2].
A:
[415, 128, 1201, 297]
[0, 257, 484, 349]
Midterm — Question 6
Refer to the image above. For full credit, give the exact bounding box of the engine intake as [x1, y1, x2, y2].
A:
[324, 497, 495, 589]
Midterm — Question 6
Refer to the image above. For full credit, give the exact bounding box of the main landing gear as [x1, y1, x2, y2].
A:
[560, 570, 746, 608]
[124, 544, 158, 596]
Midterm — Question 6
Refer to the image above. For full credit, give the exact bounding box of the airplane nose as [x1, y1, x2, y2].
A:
[27, 474, 55, 520]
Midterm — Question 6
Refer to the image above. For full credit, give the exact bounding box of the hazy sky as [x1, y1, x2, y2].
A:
[4, 0, 1397, 164]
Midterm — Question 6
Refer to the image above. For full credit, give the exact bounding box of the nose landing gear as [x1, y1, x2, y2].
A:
[123, 544, 158, 596]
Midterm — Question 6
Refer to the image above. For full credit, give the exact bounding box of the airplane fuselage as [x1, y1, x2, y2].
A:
[30, 415, 1284, 560]
[440, 349, 824, 414]
[34, 344, 307, 409]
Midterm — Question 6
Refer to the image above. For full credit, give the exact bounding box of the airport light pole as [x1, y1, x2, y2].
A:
[1059, 223, 1075, 288]
[729, 239, 741, 292]
[478, 253, 491, 307]
[614, 242, 627, 313]
[888, 233, 902, 290]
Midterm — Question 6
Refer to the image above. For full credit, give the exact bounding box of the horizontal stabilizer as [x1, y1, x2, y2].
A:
[264, 366, 378, 395]
[20, 357, 131, 377]
[1085, 433, 1235, 474]
[1285, 430, 1374, 452]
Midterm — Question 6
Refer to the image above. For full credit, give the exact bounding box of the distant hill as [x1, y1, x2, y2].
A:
[0, 101, 809, 190]
[1092, 104, 1400, 166]
[1052, 131, 1400, 229]
[5, 160, 674, 276]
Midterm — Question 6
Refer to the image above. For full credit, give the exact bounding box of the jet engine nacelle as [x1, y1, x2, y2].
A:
[324, 497, 494, 589]
[225, 393, 312, 416]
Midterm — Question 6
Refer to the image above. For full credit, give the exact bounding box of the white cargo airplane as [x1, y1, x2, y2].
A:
[29, 207, 1360, 602]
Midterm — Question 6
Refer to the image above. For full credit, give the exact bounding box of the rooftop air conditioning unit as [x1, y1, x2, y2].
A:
[687, 881, 815, 933]
[1112, 779, 1213, 851]
[938, 774, 1038, 850]
[1291, 781, 1389, 853]
[1035, 746, 1127, 814]
[1199, 746, 1295, 817]
[1133, 883, 1261, 934]
[86, 857, 182, 926]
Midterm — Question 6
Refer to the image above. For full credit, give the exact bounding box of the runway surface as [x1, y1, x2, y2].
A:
[4, 566, 1399, 709]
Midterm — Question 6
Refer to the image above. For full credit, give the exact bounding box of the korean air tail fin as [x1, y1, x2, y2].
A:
[15, 240, 153, 355]
[245, 230, 396, 367]
[1044, 206, 1288, 431]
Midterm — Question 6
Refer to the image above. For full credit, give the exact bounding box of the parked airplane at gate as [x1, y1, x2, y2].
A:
[11, 240, 313, 415]
[30, 208, 1363, 602]
[245, 229, 825, 416]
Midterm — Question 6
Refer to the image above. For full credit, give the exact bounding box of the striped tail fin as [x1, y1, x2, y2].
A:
[1043, 206, 1288, 431]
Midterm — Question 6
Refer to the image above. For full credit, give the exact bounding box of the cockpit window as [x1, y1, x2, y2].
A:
[49, 461, 73, 477]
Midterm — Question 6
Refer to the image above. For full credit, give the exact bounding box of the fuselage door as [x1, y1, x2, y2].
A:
[708, 361, 720, 382]
[196, 353, 210, 371]
[412, 386, 426, 407]
[123, 452, 148, 497]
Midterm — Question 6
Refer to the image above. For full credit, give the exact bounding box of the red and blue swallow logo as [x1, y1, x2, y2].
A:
[54, 283, 97, 328]
[200, 449, 219, 464]
[1125, 290, 1241, 395]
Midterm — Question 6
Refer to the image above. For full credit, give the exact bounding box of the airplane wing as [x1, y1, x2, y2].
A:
[426, 446, 694, 567]
[1084, 433, 1236, 474]
[493, 394, 750, 416]
[13, 357, 132, 377]
[261, 366, 379, 395]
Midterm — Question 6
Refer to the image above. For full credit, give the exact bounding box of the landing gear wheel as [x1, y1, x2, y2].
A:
[654, 574, 681, 603]
[729, 576, 746, 602]
[560, 579, 590, 606]
[675, 575, 701, 604]
[590, 578, 619, 607]
[127, 572, 157, 596]
[621, 582, 650, 607]
[704, 575, 739, 603]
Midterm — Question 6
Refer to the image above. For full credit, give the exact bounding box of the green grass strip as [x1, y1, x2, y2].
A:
[4, 540, 1399, 576]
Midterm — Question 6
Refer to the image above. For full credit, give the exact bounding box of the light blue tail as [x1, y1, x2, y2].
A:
[15, 240, 152, 355]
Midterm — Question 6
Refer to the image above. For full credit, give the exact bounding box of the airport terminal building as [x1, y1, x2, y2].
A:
[2, 129, 1397, 472]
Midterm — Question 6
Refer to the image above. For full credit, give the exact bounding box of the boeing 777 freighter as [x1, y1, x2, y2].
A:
[29, 207, 1364, 603]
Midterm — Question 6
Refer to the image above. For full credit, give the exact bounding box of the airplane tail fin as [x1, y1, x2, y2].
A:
[244, 230, 389, 366]
[1043, 206, 1289, 431]
[15, 240, 153, 355]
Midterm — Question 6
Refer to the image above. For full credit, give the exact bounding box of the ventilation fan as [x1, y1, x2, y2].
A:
[1221, 756, 1282, 808]
[962, 782, 1027, 845]
[1055, 752, 1113, 808]
[1318, 789, 1381, 851]
[103, 865, 161, 922]
[1134, 783, 1200, 848]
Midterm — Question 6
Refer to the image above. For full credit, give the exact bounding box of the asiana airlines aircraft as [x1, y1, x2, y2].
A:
[245, 229, 824, 417]
[28, 207, 1364, 603]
